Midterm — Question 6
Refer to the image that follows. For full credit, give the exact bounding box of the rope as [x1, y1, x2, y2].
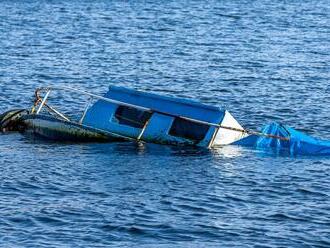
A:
[218, 125, 290, 141]
[31, 90, 42, 114]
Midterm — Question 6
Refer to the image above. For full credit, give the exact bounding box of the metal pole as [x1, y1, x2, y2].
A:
[44, 104, 70, 122]
[79, 97, 93, 124]
[137, 118, 151, 141]
[36, 90, 51, 114]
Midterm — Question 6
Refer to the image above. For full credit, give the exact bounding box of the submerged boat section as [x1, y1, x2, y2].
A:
[20, 114, 125, 142]
[2, 85, 330, 156]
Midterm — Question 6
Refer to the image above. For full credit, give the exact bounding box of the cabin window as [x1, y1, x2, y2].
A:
[114, 105, 152, 128]
[169, 117, 210, 142]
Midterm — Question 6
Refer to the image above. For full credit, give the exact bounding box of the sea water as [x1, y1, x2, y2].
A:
[0, 1, 329, 247]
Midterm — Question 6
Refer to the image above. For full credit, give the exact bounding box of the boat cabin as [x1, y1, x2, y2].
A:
[82, 86, 228, 147]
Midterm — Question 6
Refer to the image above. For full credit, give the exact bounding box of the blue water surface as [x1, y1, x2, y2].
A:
[0, 1, 329, 247]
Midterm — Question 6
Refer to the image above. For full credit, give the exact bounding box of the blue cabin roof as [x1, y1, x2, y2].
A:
[104, 86, 224, 124]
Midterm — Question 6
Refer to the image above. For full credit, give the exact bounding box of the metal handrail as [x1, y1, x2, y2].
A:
[34, 86, 290, 141]
[34, 86, 223, 126]
[35, 86, 151, 112]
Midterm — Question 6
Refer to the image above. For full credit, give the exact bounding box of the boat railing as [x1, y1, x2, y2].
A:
[33, 86, 289, 142]
[33, 86, 152, 122]
[33, 86, 222, 127]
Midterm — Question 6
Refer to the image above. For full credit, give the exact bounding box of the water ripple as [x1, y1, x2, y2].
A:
[0, 0, 330, 247]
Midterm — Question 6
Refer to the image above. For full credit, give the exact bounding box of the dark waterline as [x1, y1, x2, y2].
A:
[0, 1, 329, 247]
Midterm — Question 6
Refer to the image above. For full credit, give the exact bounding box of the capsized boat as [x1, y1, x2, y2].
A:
[1, 86, 330, 156]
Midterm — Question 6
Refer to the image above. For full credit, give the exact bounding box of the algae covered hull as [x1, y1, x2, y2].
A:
[20, 114, 125, 142]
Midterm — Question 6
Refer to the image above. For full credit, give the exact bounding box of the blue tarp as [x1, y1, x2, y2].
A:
[233, 123, 330, 156]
